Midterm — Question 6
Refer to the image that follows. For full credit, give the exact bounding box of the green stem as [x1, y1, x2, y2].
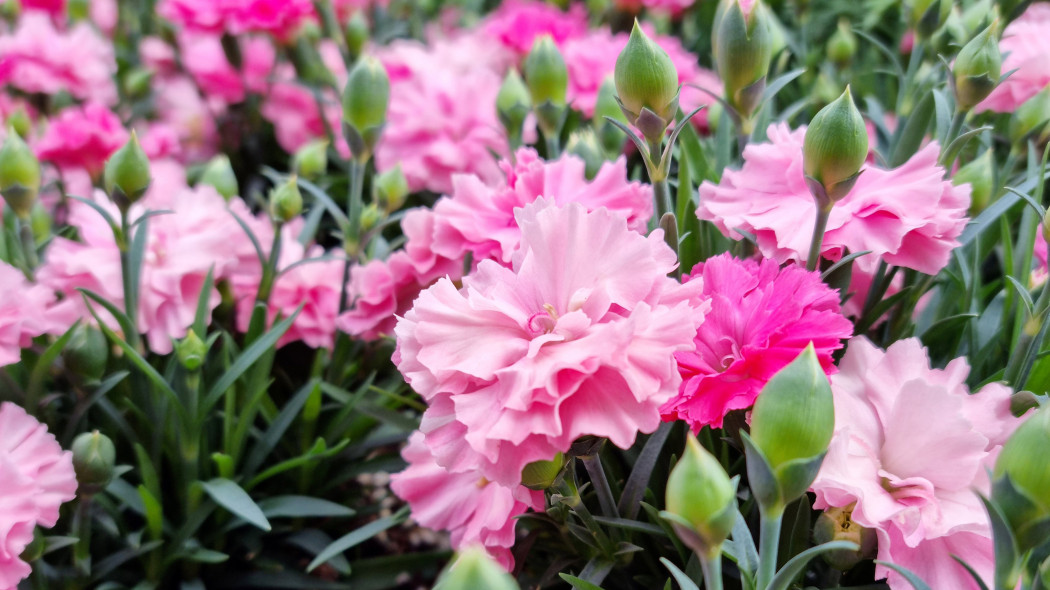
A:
[806, 204, 832, 272]
[756, 508, 783, 590]
[545, 131, 560, 160]
[346, 158, 367, 259]
[939, 109, 967, 170]
[579, 452, 619, 518]
[17, 217, 36, 279]
[72, 496, 93, 576]
[700, 549, 724, 590]
[118, 211, 140, 347]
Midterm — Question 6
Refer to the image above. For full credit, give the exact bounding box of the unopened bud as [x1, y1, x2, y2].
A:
[521, 452, 565, 490]
[292, 139, 329, 179]
[104, 131, 152, 211]
[5, 106, 31, 139]
[954, 149, 995, 214]
[269, 176, 303, 223]
[614, 21, 680, 129]
[175, 329, 207, 371]
[594, 77, 628, 153]
[826, 18, 857, 66]
[1, 0, 21, 20]
[123, 67, 154, 99]
[813, 506, 876, 570]
[953, 22, 1001, 112]
[345, 12, 369, 60]
[0, 128, 40, 219]
[1010, 86, 1050, 146]
[360, 203, 382, 233]
[664, 434, 737, 556]
[64, 325, 108, 384]
[373, 165, 409, 213]
[199, 154, 238, 200]
[497, 69, 531, 140]
[72, 430, 117, 493]
[67, 0, 88, 21]
[523, 36, 568, 108]
[803, 86, 867, 207]
[566, 129, 605, 180]
[434, 546, 520, 590]
[29, 202, 50, 245]
[715, 0, 773, 119]
[911, 0, 951, 39]
[342, 56, 390, 160]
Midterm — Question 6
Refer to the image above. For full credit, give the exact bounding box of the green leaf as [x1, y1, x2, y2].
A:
[244, 379, 320, 477]
[257, 496, 355, 519]
[873, 560, 933, 590]
[78, 288, 136, 350]
[767, 541, 860, 590]
[27, 320, 81, 408]
[192, 267, 215, 337]
[560, 574, 606, 590]
[306, 505, 410, 572]
[138, 485, 164, 540]
[618, 421, 673, 519]
[659, 557, 700, 590]
[952, 555, 991, 590]
[979, 494, 1021, 590]
[228, 209, 267, 266]
[90, 540, 164, 583]
[127, 215, 151, 317]
[201, 478, 272, 532]
[723, 509, 758, 579]
[890, 93, 933, 167]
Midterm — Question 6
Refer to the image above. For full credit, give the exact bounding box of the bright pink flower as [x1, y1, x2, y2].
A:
[331, 0, 390, 20]
[660, 254, 852, 430]
[614, 0, 694, 13]
[0, 402, 77, 590]
[20, 0, 64, 17]
[811, 337, 1024, 590]
[34, 103, 127, 177]
[697, 123, 970, 276]
[480, 0, 588, 55]
[159, 0, 315, 40]
[390, 433, 542, 570]
[140, 37, 178, 75]
[396, 200, 707, 485]
[0, 13, 117, 105]
[0, 263, 58, 367]
[158, 0, 228, 32]
[432, 148, 653, 264]
[178, 31, 275, 105]
[976, 3, 1050, 113]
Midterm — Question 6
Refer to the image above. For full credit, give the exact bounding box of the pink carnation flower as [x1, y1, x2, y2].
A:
[34, 103, 127, 177]
[0, 263, 58, 367]
[811, 337, 1024, 590]
[20, 0, 64, 17]
[0, 13, 117, 105]
[152, 75, 219, 162]
[976, 3, 1050, 113]
[615, 0, 694, 14]
[697, 123, 970, 276]
[660, 254, 852, 430]
[159, 0, 315, 40]
[0, 402, 77, 590]
[480, 0, 588, 55]
[178, 31, 275, 106]
[390, 433, 542, 570]
[396, 200, 707, 485]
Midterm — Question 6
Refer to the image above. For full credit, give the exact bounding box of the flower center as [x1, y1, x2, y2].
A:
[526, 303, 559, 335]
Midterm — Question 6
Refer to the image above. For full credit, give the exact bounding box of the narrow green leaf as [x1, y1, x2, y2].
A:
[192, 267, 215, 337]
[201, 478, 272, 532]
[306, 505, 410, 572]
[560, 574, 606, 590]
[257, 496, 356, 519]
[659, 557, 700, 590]
[138, 485, 164, 540]
[768, 541, 860, 590]
[873, 560, 933, 590]
[27, 320, 81, 408]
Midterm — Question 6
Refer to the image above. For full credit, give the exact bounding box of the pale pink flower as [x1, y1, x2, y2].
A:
[34, 102, 127, 177]
[0, 402, 77, 590]
[1033, 229, 1048, 288]
[0, 13, 117, 105]
[480, 0, 588, 55]
[158, 0, 315, 40]
[0, 263, 58, 367]
[660, 254, 852, 430]
[390, 433, 542, 570]
[331, 0, 390, 20]
[177, 31, 275, 105]
[396, 200, 707, 485]
[431, 148, 653, 264]
[140, 37, 178, 76]
[976, 3, 1050, 113]
[811, 337, 1024, 590]
[152, 75, 219, 162]
[90, 0, 119, 35]
[697, 123, 970, 276]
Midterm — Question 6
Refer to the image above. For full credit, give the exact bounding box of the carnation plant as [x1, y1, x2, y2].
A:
[1, 0, 1050, 589]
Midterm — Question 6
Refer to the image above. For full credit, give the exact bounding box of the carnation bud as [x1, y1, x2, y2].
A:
[175, 329, 207, 372]
[664, 434, 737, 556]
[64, 325, 108, 384]
[198, 154, 238, 200]
[373, 165, 410, 213]
[953, 22, 1002, 112]
[566, 129, 606, 180]
[344, 11, 369, 60]
[497, 69, 531, 141]
[67, 0, 88, 21]
[993, 409, 1050, 538]
[123, 67, 154, 99]
[803, 86, 868, 207]
[434, 546, 520, 590]
[523, 36, 568, 108]
[269, 176, 303, 223]
[953, 149, 995, 214]
[521, 452, 565, 490]
[826, 18, 857, 67]
[594, 77, 628, 153]
[0, 128, 41, 220]
[1010, 86, 1050, 146]
[614, 21, 680, 136]
[5, 106, 31, 139]
[292, 139, 329, 179]
[0, 0, 20, 20]
[72, 430, 117, 493]
[30, 202, 50, 245]
[715, 0, 773, 120]
[342, 56, 390, 160]
[360, 203, 382, 233]
[104, 131, 152, 211]
[813, 506, 877, 570]
[911, 0, 951, 39]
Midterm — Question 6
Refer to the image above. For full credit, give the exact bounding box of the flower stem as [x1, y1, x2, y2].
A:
[700, 549, 724, 590]
[806, 204, 832, 272]
[17, 216, 36, 280]
[756, 508, 783, 590]
[118, 210, 140, 348]
[545, 131, 560, 160]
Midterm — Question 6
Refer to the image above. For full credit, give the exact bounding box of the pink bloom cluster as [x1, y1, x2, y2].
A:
[697, 123, 970, 277]
[480, 0, 589, 55]
[0, 402, 77, 590]
[176, 32, 276, 106]
[158, 0, 316, 40]
[34, 102, 127, 177]
[615, 0, 695, 14]
[977, 2, 1050, 113]
[812, 337, 1024, 590]
[0, 263, 58, 367]
[139, 38, 219, 162]
[661, 254, 852, 430]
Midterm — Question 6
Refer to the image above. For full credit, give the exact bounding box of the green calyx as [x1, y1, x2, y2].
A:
[434, 547, 520, 590]
[803, 86, 868, 205]
[715, 0, 773, 118]
[523, 35, 568, 108]
[373, 164, 410, 213]
[614, 21, 680, 121]
[496, 68, 531, 136]
[199, 154, 239, 200]
[953, 22, 1002, 112]
[71, 430, 117, 492]
[269, 175, 303, 223]
[342, 56, 390, 159]
[104, 131, 152, 209]
[664, 434, 737, 552]
[0, 127, 41, 219]
[293, 139, 330, 179]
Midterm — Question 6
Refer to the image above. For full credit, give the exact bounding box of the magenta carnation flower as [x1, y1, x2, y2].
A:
[697, 123, 970, 276]
[395, 200, 707, 485]
[480, 0, 588, 55]
[34, 103, 127, 177]
[0, 263, 58, 367]
[660, 254, 852, 430]
[390, 433, 542, 570]
[811, 337, 1025, 590]
[158, 0, 315, 40]
[0, 402, 77, 590]
[177, 31, 275, 106]
[976, 3, 1050, 113]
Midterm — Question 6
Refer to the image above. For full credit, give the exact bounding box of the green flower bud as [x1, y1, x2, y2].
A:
[664, 434, 737, 556]
[104, 131, 152, 211]
[71, 430, 117, 493]
[292, 139, 329, 179]
[614, 21, 680, 124]
[67, 0, 88, 21]
[5, 106, 31, 139]
[521, 452, 565, 490]
[0, 128, 41, 219]
[345, 11, 369, 60]
[911, 0, 951, 39]
[953, 149, 995, 214]
[813, 505, 877, 571]
[994, 409, 1050, 521]
[594, 77, 628, 154]
[63, 325, 108, 384]
[434, 546, 520, 590]
[29, 201, 50, 245]
[199, 154, 239, 200]
[360, 202, 382, 233]
[342, 56, 390, 159]
[373, 164, 410, 213]
[497, 69, 531, 139]
[269, 176, 303, 223]
[953, 22, 1002, 112]
[175, 329, 207, 372]
[1, 0, 21, 20]
[803, 86, 868, 207]
[715, 0, 773, 119]
[961, 0, 995, 36]
[523, 36, 568, 108]
[1010, 86, 1050, 146]
[826, 18, 857, 67]
[566, 129, 606, 180]
[122, 67, 154, 99]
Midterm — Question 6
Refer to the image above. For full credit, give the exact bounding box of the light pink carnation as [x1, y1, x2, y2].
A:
[34, 103, 127, 177]
[811, 337, 1024, 590]
[390, 433, 542, 570]
[0, 402, 77, 590]
[480, 0, 588, 55]
[0, 263, 58, 367]
[697, 123, 970, 276]
[396, 200, 707, 485]
[660, 254, 852, 430]
[976, 3, 1050, 113]
[178, 31, 275, 106]
[152, 75, 219, 162]
[159, 0, 315, 40]
[0, 13, 117, 105]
